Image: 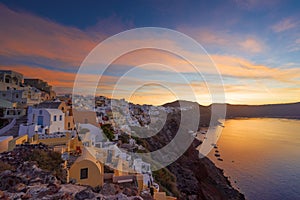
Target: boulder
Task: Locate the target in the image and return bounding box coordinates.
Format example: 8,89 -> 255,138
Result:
75,188 -> 95,200
100,183 -> 119,195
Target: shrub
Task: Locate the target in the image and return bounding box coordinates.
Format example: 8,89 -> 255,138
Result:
26,149 -> 64,178
153,168 -> 179,197
101,124 -> 115,141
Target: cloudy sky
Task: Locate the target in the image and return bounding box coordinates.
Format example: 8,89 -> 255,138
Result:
0,0 -> 299,105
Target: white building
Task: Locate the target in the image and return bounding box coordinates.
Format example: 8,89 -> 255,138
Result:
19,108 -> 65,137
0,85 -> 43,107
133,158 -> 151,174
78,123 -> 105,148
133,158 -> 153,186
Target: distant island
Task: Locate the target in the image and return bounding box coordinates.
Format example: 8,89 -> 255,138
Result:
163,101 -> 300,121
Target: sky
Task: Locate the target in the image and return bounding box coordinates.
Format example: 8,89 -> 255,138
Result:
0,0 -> 300,105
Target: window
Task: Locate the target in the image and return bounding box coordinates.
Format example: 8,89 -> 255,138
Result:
80,168 -> 88,179
54,115 -> 57,121
39,110 -> 42,115
15,94 -> 19,98
68,122 -> 70,128
59,115 -> 62,121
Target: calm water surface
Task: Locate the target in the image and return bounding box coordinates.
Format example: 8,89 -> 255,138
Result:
207,118 -> 300,200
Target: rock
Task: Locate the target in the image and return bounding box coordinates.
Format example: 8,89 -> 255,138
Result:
0,175 -> 24,191
140,191 -> 153,200
11,183 -> 27,193
0,170 -> 12,176
129,196 -> 144,200
55,192 -> 74,200
187,195 -> 198,200
21,193 -> 32,199
27,185 -> 49,198
44,175 -> 58,184
0,190 -> 5,198
29,177 -> 43,185
100,183 -> 118,195
108,193 -> 129,200
47,183 -> 61,193
75,188 -> 95,200
123,187 -> 137,196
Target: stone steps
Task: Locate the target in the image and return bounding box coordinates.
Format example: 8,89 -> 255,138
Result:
1,115 -> 27,137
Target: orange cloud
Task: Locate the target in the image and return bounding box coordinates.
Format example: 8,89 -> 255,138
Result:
108,48 -> 300,84
0,4 -> 103,68
239,38 -> 264,53
0,4 -> 299,105
0,65 -> 119,94
176,26 -> 266,54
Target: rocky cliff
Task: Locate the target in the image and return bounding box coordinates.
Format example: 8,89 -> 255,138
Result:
143,112 -> 245,200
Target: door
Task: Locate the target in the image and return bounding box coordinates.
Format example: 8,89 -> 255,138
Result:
37,116 -> 43,125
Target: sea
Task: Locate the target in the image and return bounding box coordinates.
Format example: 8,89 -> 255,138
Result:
207,118 -> 300,200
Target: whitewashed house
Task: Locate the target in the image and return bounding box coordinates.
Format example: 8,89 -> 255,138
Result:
78,123 -> 105,148
133,158 -> 153,186
133,158 -> 151,174
19,108 -> 65,137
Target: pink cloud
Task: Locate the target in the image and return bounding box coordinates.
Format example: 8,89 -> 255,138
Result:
271,18 -> 297,33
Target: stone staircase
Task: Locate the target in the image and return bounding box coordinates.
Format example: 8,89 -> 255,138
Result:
1,115 -> 27,137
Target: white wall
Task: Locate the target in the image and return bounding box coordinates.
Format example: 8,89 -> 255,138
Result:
47,109 -> 65,133
26,108 -> 65,134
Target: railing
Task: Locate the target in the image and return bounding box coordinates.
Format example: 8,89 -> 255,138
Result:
0,118 -> 16,135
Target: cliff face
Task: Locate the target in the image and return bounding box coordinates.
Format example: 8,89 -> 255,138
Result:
167,141 -> 245,200
144,112 -> 245,200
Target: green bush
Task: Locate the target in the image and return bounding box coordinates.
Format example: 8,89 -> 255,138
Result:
119,134 -> 130,143
101,124 -> 115,141
153,168 -> 179,197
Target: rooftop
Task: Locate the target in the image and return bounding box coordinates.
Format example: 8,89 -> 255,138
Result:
0,136 -> 13,142
35,101 -> 62,109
